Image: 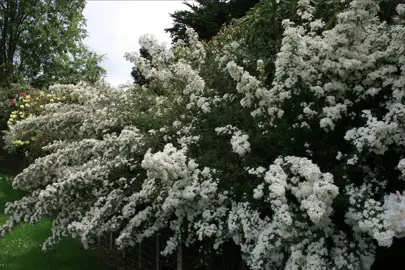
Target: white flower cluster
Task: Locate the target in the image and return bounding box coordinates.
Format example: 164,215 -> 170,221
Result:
216,41 -> 241,69
345,184 -> 395,247
397,158 -> 405,179
116,143 -> 228,255
173,27 -> 206,69
253,156 -> 339,225
241,157 -> 377,270
124,34 -> 174,86
1,126 -> 145,250
344,110 -> 400,155
3,81 -> 124,153
215,125 -> 251,157
230,131 -> 251,157
226,61 -> 272,117
225,0 -> 405,141
397,4 -> 405,17
172,62 -> 211,113
384,191 -> 405,238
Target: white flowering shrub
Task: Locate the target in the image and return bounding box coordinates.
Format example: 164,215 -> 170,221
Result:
383,191 -> 405,238
2,81 -> 126,153
2,1 -> 405,269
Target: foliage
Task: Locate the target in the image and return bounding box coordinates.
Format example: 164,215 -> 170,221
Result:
0,0 -> 106,88
1,1 -> 405,270
28,46 -> 107,89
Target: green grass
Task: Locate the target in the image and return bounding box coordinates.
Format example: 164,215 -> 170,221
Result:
0,174 -> 106,270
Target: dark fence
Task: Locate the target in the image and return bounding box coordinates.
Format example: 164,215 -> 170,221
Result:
93,233 -> 246,270
93,233 -> 180,270
0,139 -> 30,176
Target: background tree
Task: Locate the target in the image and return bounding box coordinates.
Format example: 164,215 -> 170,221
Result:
165,0 -> 260,42
28,45 -> 106,88
134,0 -> 260,88
0,0 -> 105,88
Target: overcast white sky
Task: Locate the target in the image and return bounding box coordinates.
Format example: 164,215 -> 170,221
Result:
83,1 -> 192,87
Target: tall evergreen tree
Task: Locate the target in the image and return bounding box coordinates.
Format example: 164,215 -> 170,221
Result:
165,0 -> 260,42
132,0 -> 260,87
130,46 -> 151,86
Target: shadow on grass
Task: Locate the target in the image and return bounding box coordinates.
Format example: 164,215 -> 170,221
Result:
0,174 -> 107,270
0,174 -> 25,213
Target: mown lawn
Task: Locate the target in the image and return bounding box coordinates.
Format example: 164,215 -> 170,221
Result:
0,174 -> 106,270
